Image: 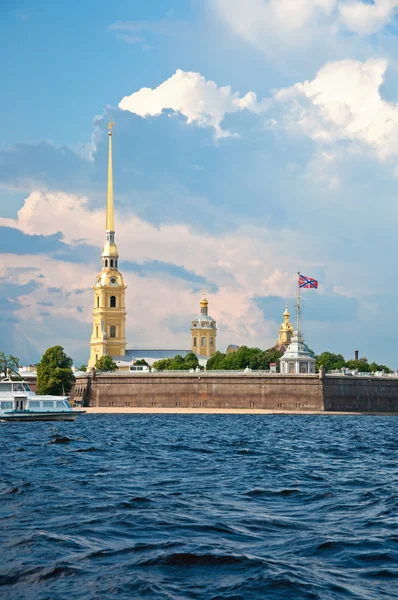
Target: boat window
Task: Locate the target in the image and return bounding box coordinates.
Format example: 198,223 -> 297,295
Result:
56,401 -> 65,408
63,400 -> 71,409
13,383 -> 24,392
0,383 -> 12,391
29,401 -> 41,408
23,384 -> 31,392
43,401 -> 54,409
1,401 -> 13,409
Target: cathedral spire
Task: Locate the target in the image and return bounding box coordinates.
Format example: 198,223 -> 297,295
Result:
89,117 -> 127,368
106,119 -> 115,233
102,119 -> 118,268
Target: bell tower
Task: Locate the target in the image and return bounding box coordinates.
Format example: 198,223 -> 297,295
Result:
88,121 -> 127,368
191,295 -> 217,357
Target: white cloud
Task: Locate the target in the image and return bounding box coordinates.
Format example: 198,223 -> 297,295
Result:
274,58 -> 398,159
119,69 -> 269,138
339,0 -> 398,34
211,0 -> 398,63
1,190 -> 319,361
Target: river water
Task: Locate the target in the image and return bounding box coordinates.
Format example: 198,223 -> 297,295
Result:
1,414 -> 397,599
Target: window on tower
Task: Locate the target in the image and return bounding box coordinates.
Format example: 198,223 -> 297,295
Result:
201,337 -> 206,347
210,337 -> 213,347
110,326 -> 116,338
193,337 -> 197,347
96,325 -> 99,338
97,297 -> 99,308
110,259 -> 114,267
105,259 -> 108,267
110,296 -> 116,308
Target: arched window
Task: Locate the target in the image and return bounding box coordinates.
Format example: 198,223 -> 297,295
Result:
105,259 -> 108,267
97,296 -> 99,308
193,337 -> 197,347
95,354 -> 98,363
110,325 -> 116,338
110,259 -> 114,267
201,337 -> 206,347
110,296 -> 116,307
115,260 -> 118,268
210,337 -> 213,347
96,325 -> 99,338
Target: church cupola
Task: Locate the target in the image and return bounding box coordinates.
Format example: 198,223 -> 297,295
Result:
275,304 -> 294,352
88,120 -> 127,368
191,294 -> 217,357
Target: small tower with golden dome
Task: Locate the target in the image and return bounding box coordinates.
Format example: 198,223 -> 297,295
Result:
276,304 -> 294,352
191,295 -> 217,357
88,121 -> 127,368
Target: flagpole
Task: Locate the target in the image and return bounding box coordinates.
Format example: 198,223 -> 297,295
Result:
296,270 -> 301,332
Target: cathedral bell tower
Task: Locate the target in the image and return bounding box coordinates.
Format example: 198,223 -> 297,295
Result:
88,121 -> 127,368
191,295 -> 217,357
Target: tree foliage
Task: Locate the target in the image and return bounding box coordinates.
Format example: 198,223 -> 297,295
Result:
206,346 -> 283,370
316,353 -> 392,373
37,345 -> 74,395
95,355 -> 118,372
78,364 -> 87,373
0,352 -> 20,378
134,359 -> 149,367
315,352 -> 346,373
153,352 -> 201,371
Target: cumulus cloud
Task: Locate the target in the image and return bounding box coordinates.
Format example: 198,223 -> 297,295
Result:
0,190 -> 320,363
274,58 -> 398,159
211,0 -> 398,67
339,0 -> 398,34
119,69 -> 269,138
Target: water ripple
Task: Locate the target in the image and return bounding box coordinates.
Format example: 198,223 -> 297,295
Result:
0,414 -> 397,599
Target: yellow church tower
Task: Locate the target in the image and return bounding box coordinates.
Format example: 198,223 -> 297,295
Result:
191,295 -> 217,357
275,304 -> 294,352
88,121 -> 127,368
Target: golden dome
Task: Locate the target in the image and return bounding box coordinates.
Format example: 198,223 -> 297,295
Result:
283,305 -> 290,318
200,294 -> 208,307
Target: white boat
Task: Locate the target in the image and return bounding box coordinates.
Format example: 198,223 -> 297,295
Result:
0,378 -> 85,422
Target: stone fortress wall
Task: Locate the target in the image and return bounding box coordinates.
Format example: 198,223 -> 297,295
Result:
71,372 -> 398,413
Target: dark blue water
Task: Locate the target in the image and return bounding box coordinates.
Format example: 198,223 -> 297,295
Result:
1,415 -> 398,599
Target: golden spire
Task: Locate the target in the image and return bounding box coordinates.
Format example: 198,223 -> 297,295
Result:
284,304 -> 290,319
106,119 -> 115,232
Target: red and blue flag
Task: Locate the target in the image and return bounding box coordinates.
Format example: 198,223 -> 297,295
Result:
299,274 -> 318,289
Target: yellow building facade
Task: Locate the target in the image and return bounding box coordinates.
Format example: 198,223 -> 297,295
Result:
191,295 -> 217,357
88,121 -> 127,368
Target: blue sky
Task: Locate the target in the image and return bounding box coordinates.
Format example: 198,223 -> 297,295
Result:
2,0 -> 398,366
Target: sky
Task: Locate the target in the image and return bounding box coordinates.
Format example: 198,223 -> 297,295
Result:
2,0 -> 398,366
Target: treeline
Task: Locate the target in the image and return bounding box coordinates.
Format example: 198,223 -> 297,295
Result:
206,346 -> 283,370
316,352 -> 392,373
152,353 -> 201,371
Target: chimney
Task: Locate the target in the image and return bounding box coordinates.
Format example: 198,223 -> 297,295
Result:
354,349 -> 359,361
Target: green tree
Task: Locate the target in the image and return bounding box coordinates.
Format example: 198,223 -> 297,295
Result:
95,355 -> 118,372
37,346 -> 74,395
134,359 -> 149,367
78,364 -> 87,373
316,352 -> 346,372
206,346 -> 283,371
153,353 -> 201,371
369,362 -> 392,374
346,358 -> 372,373
206,351 -> 227,370
152,358 -> 173,371
0,352 -> 20,378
